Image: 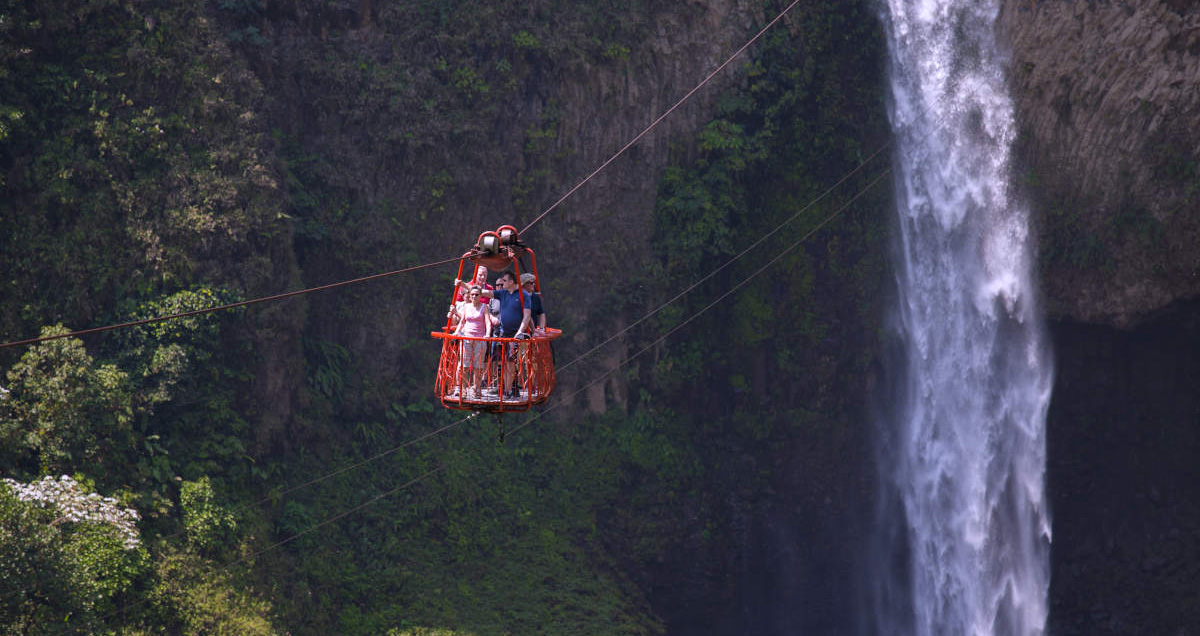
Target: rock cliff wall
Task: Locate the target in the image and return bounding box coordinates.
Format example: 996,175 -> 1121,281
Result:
1001,0 -> 1200,326
245,0 -> 762,423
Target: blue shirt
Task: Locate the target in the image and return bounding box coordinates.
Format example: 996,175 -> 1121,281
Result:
492,288 -> 532,334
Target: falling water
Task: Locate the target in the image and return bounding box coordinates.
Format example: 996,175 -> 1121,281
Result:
871,1 -> 1054,635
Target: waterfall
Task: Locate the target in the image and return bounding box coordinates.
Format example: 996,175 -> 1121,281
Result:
871,1 -> 1055,635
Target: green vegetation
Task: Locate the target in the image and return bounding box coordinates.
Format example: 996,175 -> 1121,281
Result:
1,327 -> 135,483
1,477 -> 148,634
627,0 -> 891,601
650,5 -> 889,404
1,475 -> 277,635
0,0 -> 283,345
180,477 -> 238,554
1,0 -> 890,633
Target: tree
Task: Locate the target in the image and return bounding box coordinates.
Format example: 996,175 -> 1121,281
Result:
0,326 -> 134,483
0,476 -> 147,635
180,476 -> 238,556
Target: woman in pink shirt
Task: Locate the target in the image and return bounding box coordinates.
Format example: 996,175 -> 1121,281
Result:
451,285 -> 496,397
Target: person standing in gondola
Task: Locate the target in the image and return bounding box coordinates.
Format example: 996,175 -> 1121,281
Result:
519,272 -> 546,335
481,271 -> 532,399
518,272 -> 548,393
450,285 -> 495,398
448,267 -> 493,328
455,266 -> 493,302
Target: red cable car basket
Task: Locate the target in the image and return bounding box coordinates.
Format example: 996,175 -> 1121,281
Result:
431,330 -> 561,412
431,226 -> 561,413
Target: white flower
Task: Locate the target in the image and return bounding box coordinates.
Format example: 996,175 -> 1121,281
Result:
3,476 -> 141,549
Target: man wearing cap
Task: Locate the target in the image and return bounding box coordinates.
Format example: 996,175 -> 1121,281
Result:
519,272 -> 546,335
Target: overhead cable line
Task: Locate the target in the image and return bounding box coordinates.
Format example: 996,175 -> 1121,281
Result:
211,166 -> 896,611
518,0 -> 803,236
229,412 -> 479,517
55,163 -> 893,636
508,166 -> 893,440
174,138 -> 896,546
12,0 -> 856,570
553,80 -> 964,376
235,465 -> 447,564
3,0 -> 803,352
557,139 -> 894,376
29,0 -> 934,627
0,256 -> 463,350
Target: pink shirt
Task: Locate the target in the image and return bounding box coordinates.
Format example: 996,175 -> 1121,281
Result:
455,302 -> 490,337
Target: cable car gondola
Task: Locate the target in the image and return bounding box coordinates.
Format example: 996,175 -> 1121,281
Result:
431,225 -> 561,413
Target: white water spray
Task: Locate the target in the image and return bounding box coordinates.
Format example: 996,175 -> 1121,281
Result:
874,1 -> 1054,634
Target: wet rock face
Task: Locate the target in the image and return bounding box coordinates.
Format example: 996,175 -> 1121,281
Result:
1000,0 -> 1200,326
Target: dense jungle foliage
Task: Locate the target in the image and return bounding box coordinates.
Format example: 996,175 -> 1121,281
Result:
1,0 -> 889,633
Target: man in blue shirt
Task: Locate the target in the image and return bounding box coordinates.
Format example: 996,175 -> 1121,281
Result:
482,271 -> 532,399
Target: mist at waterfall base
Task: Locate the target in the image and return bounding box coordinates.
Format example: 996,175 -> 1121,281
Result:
865,1 -> 1055,635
